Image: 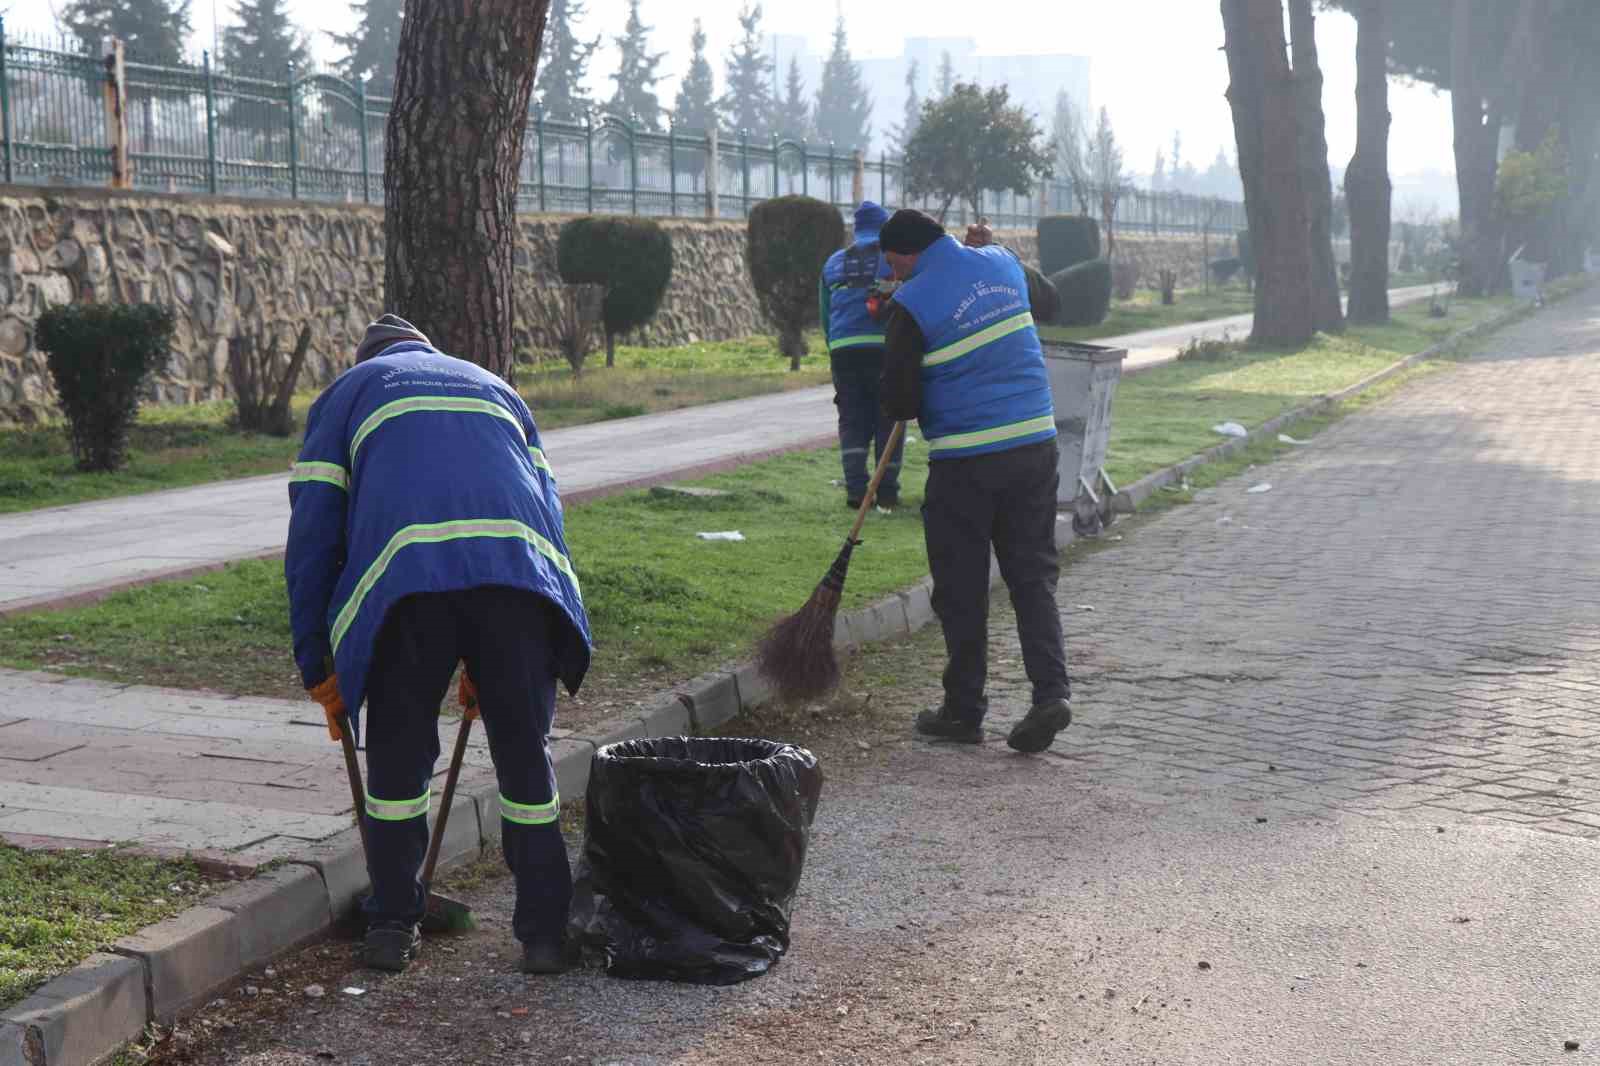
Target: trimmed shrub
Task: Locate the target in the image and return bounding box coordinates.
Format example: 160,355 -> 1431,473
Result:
1037,214 -> 1102,276
1049,259 -> 1113,327
1237,230 -> 1254,280
747,195 -> 846,370
36,302 -> 175,472
1210,257 -> 1244,286
556,216 -> 674,367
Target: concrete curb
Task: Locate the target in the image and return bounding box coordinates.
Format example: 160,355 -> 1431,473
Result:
7,287 -> 1583,1066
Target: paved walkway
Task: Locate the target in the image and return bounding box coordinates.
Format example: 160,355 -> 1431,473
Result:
155,287 -> 1600,1065
0,286 -> 1439,616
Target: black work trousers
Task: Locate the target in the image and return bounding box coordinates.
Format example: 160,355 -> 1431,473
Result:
922,439 -> 1070,723
362,586 -> 570,947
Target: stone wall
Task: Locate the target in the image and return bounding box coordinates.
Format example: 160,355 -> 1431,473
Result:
0,187 -> 1243,423
0,188 -> 765,423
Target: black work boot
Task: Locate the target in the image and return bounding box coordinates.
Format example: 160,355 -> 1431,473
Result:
520,938 -> 577,976
913,706 -> 984,744
1006,698 -> 1072,754
363,921 -> 421,973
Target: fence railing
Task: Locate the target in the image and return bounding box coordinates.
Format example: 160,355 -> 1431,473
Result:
0,25 -> 1249,237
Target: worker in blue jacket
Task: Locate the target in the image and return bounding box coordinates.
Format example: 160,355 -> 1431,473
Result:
877,210 -> 1071,753
819,201 -> 902,509
287,315 -> 591,975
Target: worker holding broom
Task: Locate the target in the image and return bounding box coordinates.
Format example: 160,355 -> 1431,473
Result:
287,315 -> 591,975
877,209 -> 1072,751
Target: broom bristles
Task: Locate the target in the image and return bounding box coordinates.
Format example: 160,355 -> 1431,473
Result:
755,540 -> 856,704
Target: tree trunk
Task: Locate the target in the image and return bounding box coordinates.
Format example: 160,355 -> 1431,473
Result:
1288,0 -> 1343,333
1450,0 -> 1505,298
605,329 -> 616,368
383,0 -> 550,380
1222,0 -> 1315,348
1345,0 -> 1392,324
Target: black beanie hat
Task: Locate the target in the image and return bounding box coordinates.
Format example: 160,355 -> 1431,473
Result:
878,209 -> 946,255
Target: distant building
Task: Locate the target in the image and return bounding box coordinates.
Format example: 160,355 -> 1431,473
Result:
768,34 -> 1091,156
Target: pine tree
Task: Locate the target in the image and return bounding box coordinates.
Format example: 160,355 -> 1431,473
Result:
331,0 -> 404,94
890,58 -> 920,154
775,57 -> 812,142
221,0 -> 309,74
607,0 -> 665,131
813,15 -> 871,151
936,50 -> 955,99
536,0 -> 600,123
61,0 -> 190,64
718,2 -> 774,139
219,0 -> 310,141
671,19 -> 716,133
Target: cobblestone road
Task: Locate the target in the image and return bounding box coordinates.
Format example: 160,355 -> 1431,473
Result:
983,290 -> 1600,837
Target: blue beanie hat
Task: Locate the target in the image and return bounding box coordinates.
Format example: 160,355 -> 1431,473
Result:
854,200 -> 889,233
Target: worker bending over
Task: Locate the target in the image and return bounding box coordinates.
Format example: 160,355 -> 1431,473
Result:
877,210 -> 1071,752
287,315 -> 591,974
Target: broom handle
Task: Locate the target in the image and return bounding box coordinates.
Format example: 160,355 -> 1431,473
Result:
846,420 -> 907,544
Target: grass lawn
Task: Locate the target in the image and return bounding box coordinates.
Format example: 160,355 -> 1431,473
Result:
0,843 -> 212,1009
0,294 -> 1521,706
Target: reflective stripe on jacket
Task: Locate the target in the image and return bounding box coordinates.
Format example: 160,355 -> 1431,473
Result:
890,236 -> 1056,459
286,342 -> 592,725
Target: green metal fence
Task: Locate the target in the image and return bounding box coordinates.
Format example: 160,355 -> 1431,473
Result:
0,23 -> 1249,237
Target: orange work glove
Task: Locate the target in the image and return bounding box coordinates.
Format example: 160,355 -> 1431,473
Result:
308,675 -> 346,741
457,668 -> 480,722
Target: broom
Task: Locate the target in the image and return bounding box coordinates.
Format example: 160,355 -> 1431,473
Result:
756,420 -> 907,704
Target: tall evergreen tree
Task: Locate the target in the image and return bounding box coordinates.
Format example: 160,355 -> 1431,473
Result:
61,0 -> 189,64
221,0 -> 309,74
813,15 -> 872,150
607,0 -> 665,131
719,3 -> 774,139
936,50 -> 955,99
536,0 -> 600,123
671,19 -> 716,133
890,58 -> 920,154
775,57 -> 812,142
331,0 -> 403,94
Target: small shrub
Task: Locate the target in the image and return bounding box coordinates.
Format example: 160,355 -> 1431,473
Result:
1049,259 -> 1113,327
36,302 -> 175,472
554,283 -> 605,376
1176,329 -> 1240,362
228,322 -> 311,436
1037,214 -> 1101,276
1111,258 -> 1140,301
1236,230 -> 1254,280
556,217 -> 674,367
1158,268 -> 1178,306
747,195 -> 846,370
1210,257 -> 1243,286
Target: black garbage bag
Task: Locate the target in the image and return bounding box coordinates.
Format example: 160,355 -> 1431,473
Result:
568,736 -> 824,984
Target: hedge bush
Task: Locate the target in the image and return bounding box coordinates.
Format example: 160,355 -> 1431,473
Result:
36,302 -> 175,472
1037,215 -> 1102,276
747,195 -> 846,369
1049,259 -> 1113,327
556,216 -> 675,366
